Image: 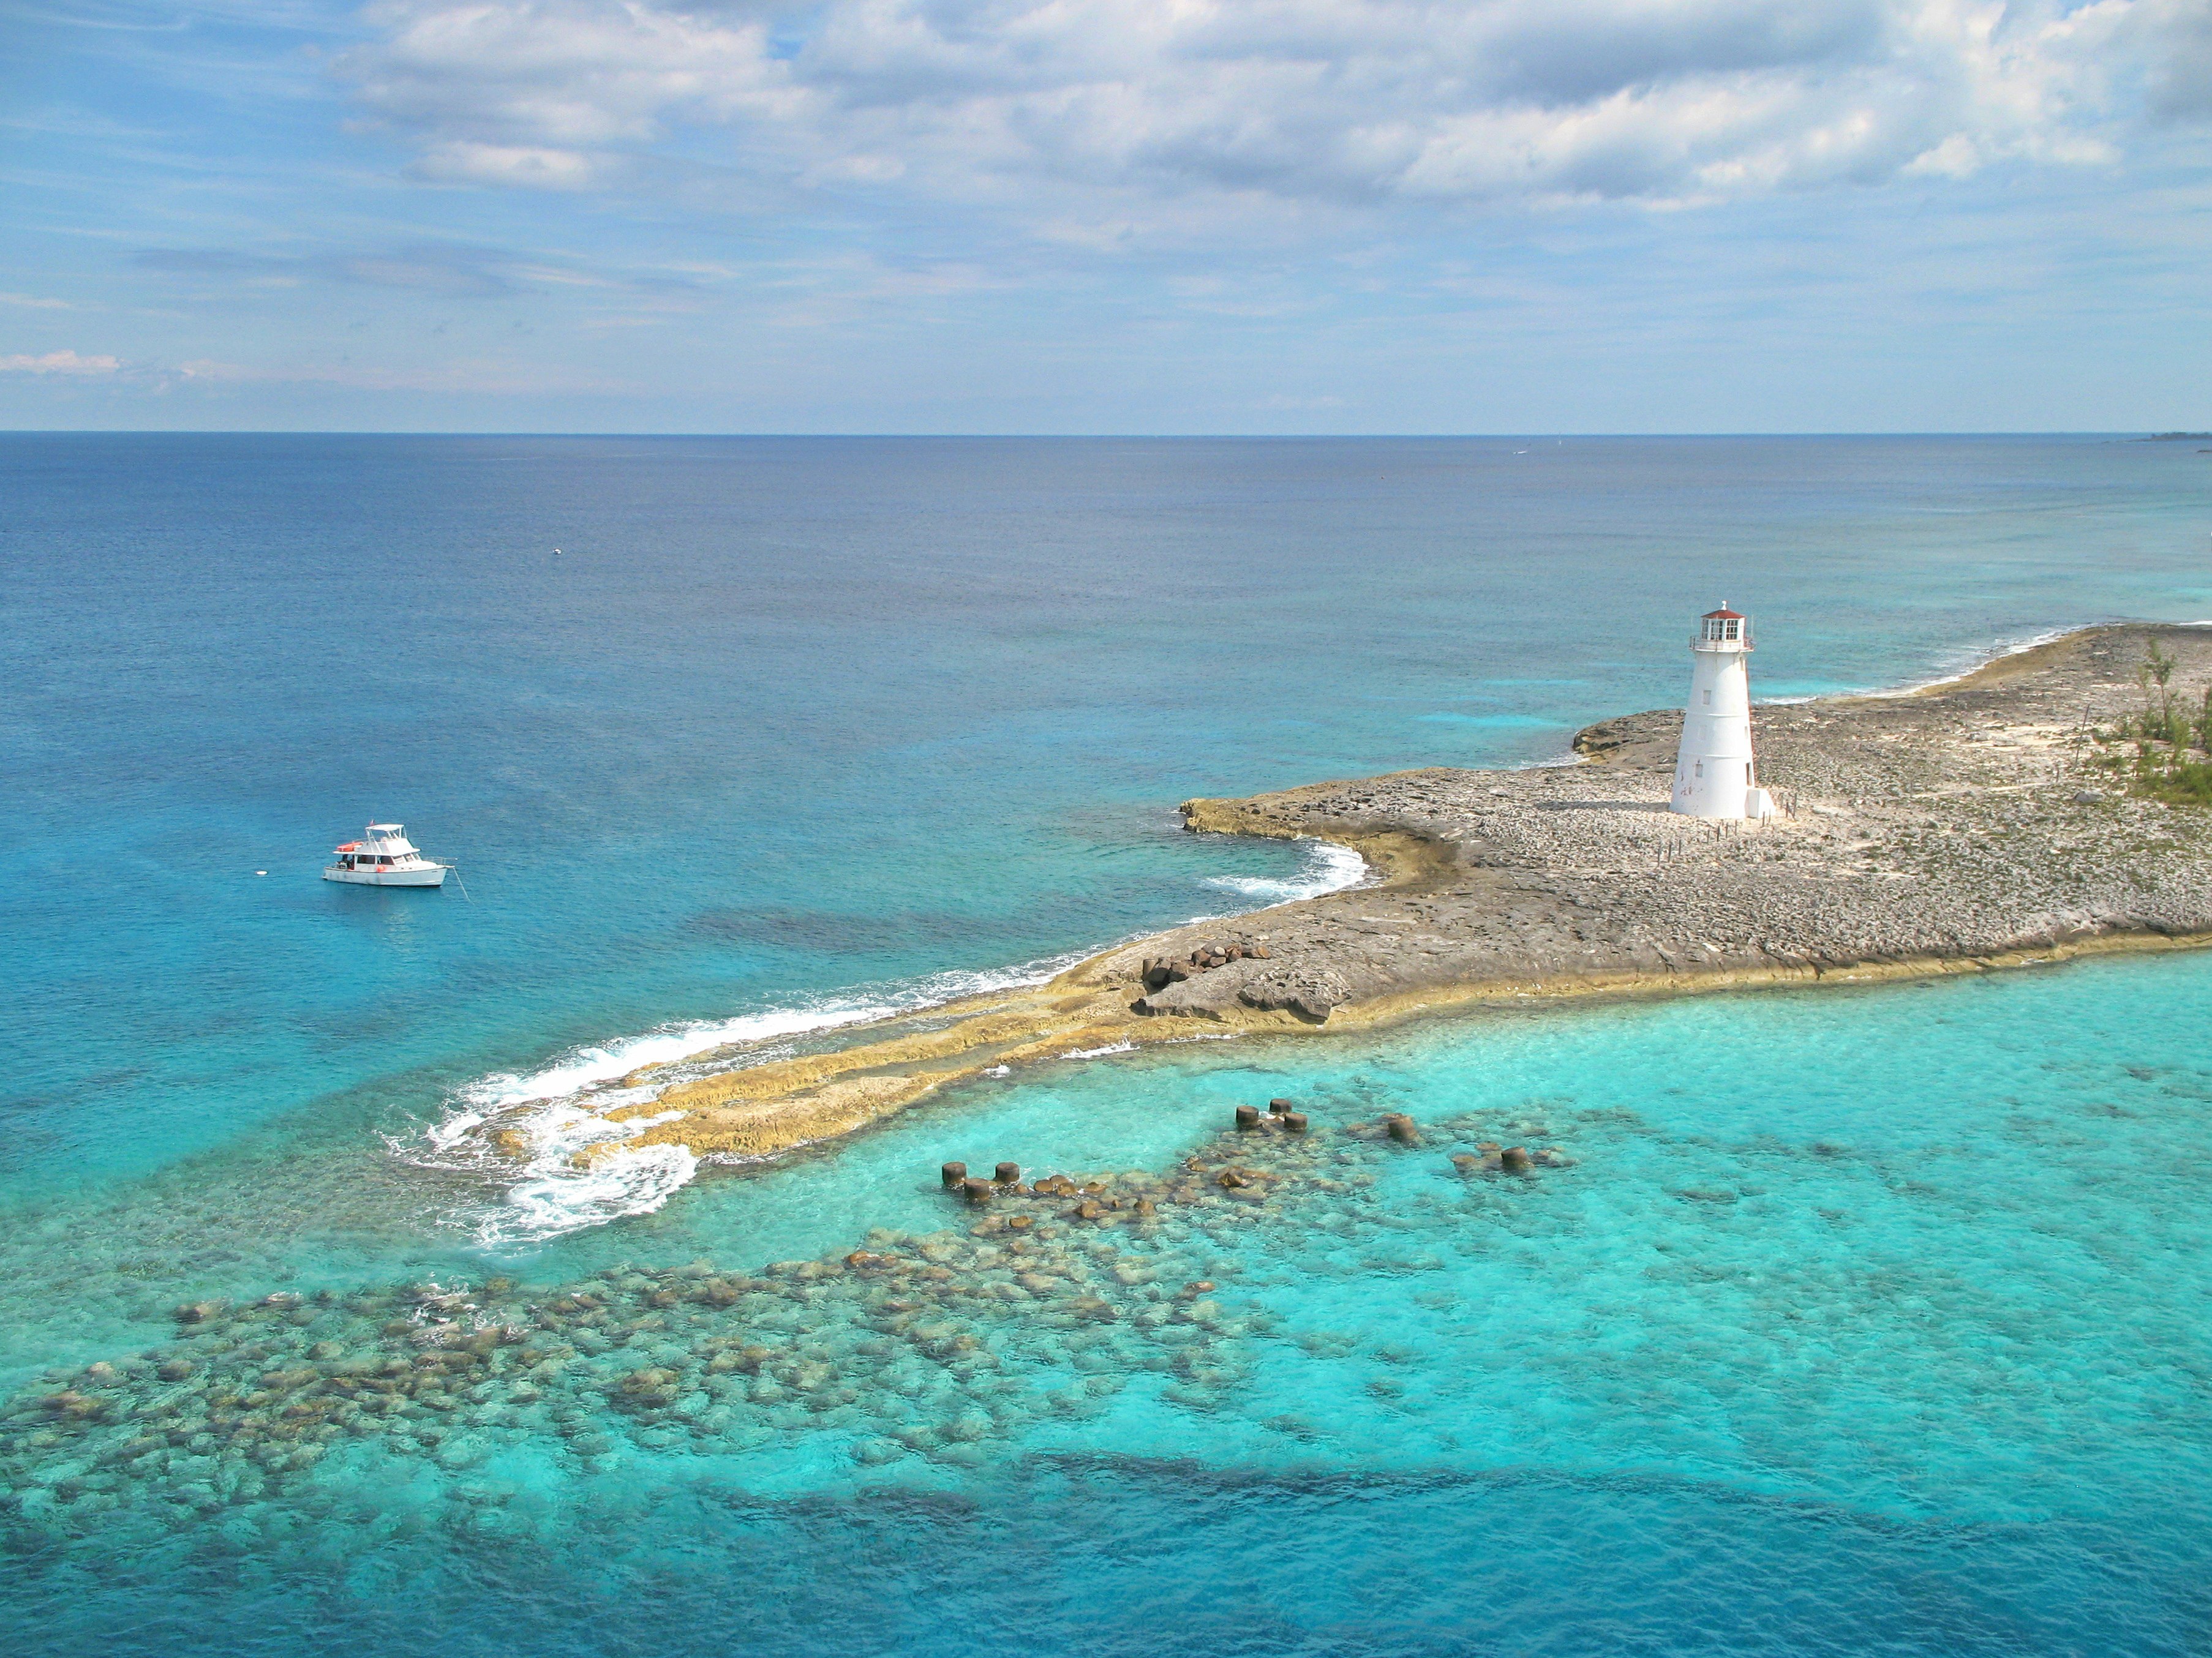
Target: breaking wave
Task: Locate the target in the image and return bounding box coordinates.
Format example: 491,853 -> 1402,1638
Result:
1202,839 -> 1369,906
397,839 -> 1371,1247
392,953 -> 1085,1248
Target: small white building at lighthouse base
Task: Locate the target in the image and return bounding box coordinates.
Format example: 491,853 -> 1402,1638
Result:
1672,605 -> 1777,822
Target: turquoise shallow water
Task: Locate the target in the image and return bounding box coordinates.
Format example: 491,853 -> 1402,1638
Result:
6,435 -> 2212,1651
6,955 -> 2212,1654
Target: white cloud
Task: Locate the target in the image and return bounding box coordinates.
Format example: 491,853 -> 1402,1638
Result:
411,140 -> 614,189
0,349 -> 121,374
347,0 -> 806,160
335,0 -> 2190,225
0,293 -> 73,310
176,359 -> 263,381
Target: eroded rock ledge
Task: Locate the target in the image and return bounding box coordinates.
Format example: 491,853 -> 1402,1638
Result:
582,623 -> 2212,1160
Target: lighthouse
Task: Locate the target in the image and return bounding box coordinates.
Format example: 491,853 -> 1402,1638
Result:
1671,605 -> 1776,820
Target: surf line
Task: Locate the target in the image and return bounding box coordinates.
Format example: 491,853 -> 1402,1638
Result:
409,838 -> 1369,1240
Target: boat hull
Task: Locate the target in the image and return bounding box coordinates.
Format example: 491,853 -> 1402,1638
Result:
323,865 -> 449,888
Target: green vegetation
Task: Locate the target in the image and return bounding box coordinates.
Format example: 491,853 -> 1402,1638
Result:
2093,643 -> 2212,801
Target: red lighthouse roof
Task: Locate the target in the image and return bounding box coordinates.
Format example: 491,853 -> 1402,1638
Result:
1702,604 -> 1745,620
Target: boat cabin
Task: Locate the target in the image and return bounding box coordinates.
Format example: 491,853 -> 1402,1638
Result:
332,823 -> 425,870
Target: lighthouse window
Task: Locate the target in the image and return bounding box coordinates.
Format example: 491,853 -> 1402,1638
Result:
1702,690 -> 1712,706
1695,760 -> 1704,778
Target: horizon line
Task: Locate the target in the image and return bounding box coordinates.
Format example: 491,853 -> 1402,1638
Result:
0,429 -> 2195,441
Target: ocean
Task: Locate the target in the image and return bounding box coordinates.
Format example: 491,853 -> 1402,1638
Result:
4,433 -> 2210,1654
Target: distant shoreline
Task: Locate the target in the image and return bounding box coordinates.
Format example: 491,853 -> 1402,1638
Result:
464,621 -> 2212,1171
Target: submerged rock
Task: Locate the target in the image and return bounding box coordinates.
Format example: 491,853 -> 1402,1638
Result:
0,1100 -> 1559,1541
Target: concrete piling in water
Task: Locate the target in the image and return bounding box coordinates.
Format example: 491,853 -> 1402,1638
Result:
961,1178 -> 993,1206
940,1161 -> 968,1188
1268,1098 -> 1295,1114
1383,1114 -> 1421,1146
1235,1105 -> 1261,1130
1284,1112 -> 1308,1133
994,1162 -> 1021,1185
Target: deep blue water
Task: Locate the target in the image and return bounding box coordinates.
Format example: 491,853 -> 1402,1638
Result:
5,433 -> 2212,1654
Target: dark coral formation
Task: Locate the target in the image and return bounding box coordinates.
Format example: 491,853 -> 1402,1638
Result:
0,1106 -> 1571,1550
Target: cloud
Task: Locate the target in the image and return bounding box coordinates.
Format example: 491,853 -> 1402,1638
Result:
410,140 -> 612,189
176,356 -> 625,394
0,350 -> 121,375
0,293 -> 72,310
136,242 -> 527,296
336,0 -> 2172,221
2137,0 -> 2212,121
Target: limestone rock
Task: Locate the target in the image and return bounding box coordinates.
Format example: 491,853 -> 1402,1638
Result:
1238,965 -> 1352,1023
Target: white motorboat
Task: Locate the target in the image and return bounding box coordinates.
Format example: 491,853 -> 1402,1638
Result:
323,823 -> 451,888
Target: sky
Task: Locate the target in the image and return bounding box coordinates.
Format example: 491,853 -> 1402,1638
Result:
2,0 -> 2209,432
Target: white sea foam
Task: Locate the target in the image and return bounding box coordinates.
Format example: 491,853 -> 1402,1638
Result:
397,950 -> 1090,1247
1202,838 -> 1369,906
498,1142 -> 701,1244
403,839 -> 1369,1245
452,1005 -> 889,1117
1062,1040 -> 1135,1059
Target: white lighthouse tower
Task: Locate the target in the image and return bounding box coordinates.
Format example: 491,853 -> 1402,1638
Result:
1671,604 -> 1775,821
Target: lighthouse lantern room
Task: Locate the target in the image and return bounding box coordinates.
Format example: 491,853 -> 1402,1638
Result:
1671,605 -> 1777,821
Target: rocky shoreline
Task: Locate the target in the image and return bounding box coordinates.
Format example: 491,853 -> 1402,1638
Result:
559,622 -> 2212,1162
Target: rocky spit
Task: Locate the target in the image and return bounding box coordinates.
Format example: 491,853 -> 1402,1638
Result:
1148,620 -> 2212,1021
568,621 -> 2212,1163
0,1100 -> 1571,1547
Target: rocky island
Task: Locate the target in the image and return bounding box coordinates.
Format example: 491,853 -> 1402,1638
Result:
552,623 -> 2212,1164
